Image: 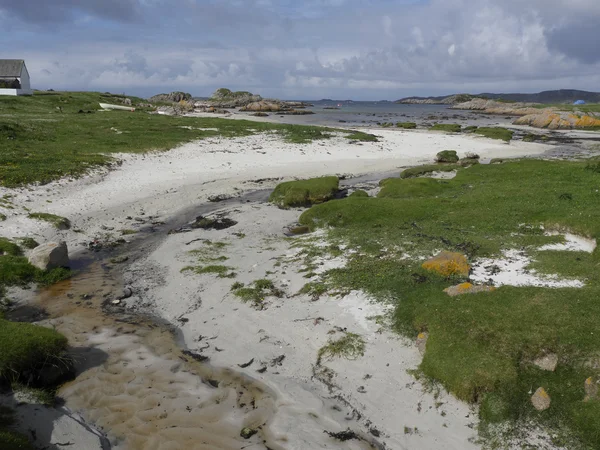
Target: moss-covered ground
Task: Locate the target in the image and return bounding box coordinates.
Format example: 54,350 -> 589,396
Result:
269,176 -> 339,208
296,158 -> 600,447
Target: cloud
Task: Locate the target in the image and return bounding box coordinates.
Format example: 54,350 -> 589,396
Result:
2,0 -> 600,99
0,0 -> 142,23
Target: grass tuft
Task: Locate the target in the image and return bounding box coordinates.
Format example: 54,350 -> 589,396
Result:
397,122 -> 417,129
232,279 -> 284,308
400,164 -> 460,179
27,213 -> 70,230
317,332 -> 366,364
473,127 -> 514,142
269,176 -> 339,208
346,131 -> 378,142
430,124 -> 462,133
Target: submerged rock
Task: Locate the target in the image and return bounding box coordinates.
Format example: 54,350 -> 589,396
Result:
531,387 -> 551,411
240,427 -> 258,439
422,252 -> 470,277
444,282 -> 496,297
28,241 -> 70,271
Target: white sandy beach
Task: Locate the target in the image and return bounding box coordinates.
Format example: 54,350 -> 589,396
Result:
0,128 -> 554,449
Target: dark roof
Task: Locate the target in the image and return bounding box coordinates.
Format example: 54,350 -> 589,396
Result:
0,60 -> 25,77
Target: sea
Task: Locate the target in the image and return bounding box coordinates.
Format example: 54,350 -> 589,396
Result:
254,100 -> 511,129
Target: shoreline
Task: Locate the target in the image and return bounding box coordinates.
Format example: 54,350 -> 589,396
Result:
0,128 -> 560,448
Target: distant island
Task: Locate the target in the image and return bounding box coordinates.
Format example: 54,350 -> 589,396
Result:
397,89 -> 600,105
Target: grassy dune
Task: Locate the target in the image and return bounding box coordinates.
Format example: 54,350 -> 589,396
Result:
297,159 -> 600,447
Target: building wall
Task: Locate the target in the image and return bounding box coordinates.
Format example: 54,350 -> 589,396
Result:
0,88 -> 19,96
20,67 -> 31,91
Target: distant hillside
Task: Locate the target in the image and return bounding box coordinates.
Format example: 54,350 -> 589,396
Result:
397,89 -> 600,105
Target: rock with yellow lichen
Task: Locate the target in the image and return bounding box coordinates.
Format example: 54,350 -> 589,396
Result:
444,282 -> 496,297
531,387 -> 551,411
416,332 -> 429,356
422,251 -> 470,278
514,111 -> 600,130
584,377 -> 598,402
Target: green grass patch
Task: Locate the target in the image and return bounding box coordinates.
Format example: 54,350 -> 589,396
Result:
27,213 -> 70,230
379,178 -> 451,199
463,125 -> 478,133
397,122 -> 417,129
297,158 -> 600,446
232,279 -> 284,308
435,150 -> 459,163
473,127 -> 514,142
400,164 -> 460,179
16,238 -> 39,250
430,124 -> 462,133
269,176 -> 339,208
181,265 -> 236,278
0,319 -> 68,382
0,429 -> 34,450
346,131 -> 378,142
120,229 -> 137,235
317,332 -> 366,364
298,281 -> 329,300
349,190 -> 369,198
0,239 -> 22,257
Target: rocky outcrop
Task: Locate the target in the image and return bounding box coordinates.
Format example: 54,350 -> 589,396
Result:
398,94 -> 476,105
209,88 -> 262,108
514,111 -> 600,130
240,101 -> 283,112
28,241 -> 70,271
149,92 -> 192,103
451,98 -> 541,116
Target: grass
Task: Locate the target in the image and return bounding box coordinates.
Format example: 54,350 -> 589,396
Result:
269,176 -> 339,208
473,127 -> 514,142
379,178 -> 451,199
0,91 -> 364,187
232,279 -> 284,308
16,238 -> 39,250
397,122 -> 417,129
430,123 -> 462,133
400,164 -> 459,179
346,131 -> 378,142
317,332 -> 366,364
349,190 -> 369,198
297,158 -> 600,447
27,213 -> 70,230
181,264 -> 236,278
0,319 -> 68,382
435,150 -> 459,163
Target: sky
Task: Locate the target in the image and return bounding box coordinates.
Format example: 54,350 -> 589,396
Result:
1,0 -> 600,100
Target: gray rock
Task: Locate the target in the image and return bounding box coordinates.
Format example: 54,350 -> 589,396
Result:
28,241 -> 70,271
416,332 -> 429,356
531,387 -> 551,411
533,353 -> 558,372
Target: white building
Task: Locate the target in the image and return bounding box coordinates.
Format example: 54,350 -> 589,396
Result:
0,60 -> 32,96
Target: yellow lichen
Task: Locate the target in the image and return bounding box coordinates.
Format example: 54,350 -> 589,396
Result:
422,251 -> 470,277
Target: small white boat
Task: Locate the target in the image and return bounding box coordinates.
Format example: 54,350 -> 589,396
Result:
99,103 -> 135,112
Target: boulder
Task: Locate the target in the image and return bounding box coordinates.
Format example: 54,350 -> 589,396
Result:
28,241 -> 70,271
531,387 -> 551,411
416,332 -> 429,356
532,353 -> 558,372
444,282 -> 496,297
149,91 -> 192,103
422,251 -> 470,277
584,377 -> 599,402
240,101 -> 283,112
